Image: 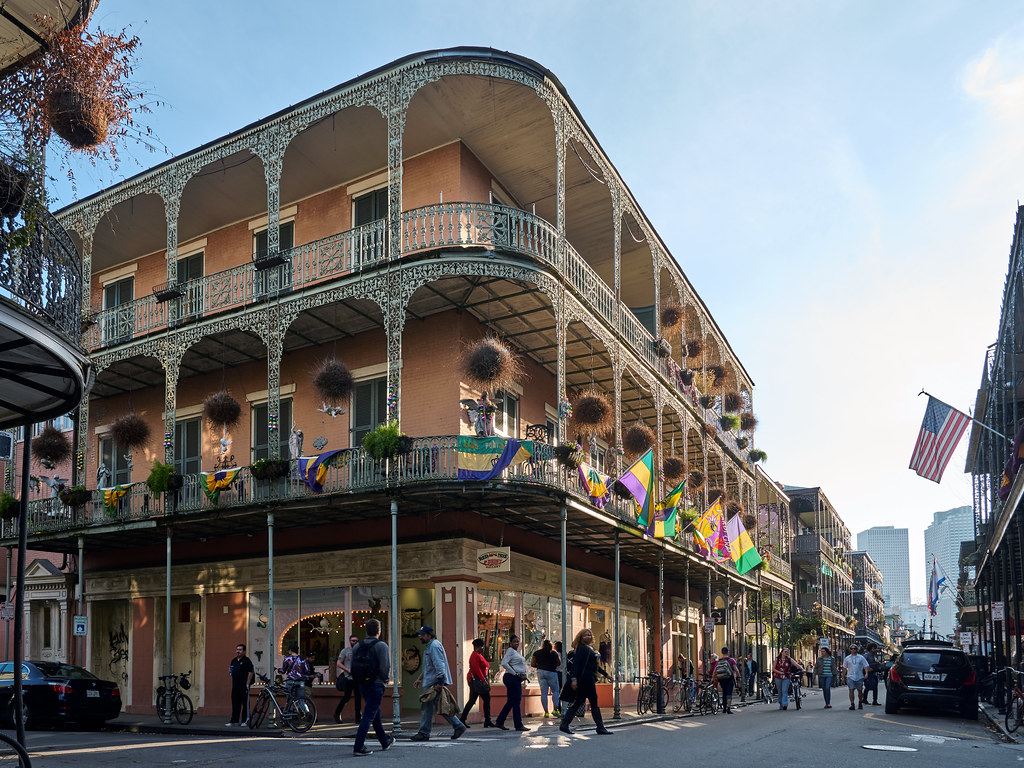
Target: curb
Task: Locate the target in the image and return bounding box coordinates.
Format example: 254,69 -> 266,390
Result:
978,700 -> 1020,744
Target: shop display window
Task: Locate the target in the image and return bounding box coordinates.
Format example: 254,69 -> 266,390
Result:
521,593 -> 563,682
477,589 -> 516,682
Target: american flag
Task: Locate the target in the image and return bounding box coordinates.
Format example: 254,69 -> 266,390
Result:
909,396 -> 971,483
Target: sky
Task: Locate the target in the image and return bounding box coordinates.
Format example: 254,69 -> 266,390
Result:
49,1 -> 1024,604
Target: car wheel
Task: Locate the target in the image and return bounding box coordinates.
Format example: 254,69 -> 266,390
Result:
884,699 -> 898,715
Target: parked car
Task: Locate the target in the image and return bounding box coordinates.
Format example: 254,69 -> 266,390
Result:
0,661 -> 121,728
886,640 -> 977,719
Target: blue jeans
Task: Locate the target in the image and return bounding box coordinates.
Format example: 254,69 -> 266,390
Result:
417,688 -> 464,736
537,669 -> 560,712
496,673 -> 524,728
777,677 -> 791,708
820,676 -> 832,706
354,683 -> 389,752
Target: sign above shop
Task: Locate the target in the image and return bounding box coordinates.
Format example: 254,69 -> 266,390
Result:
477,546 -> 511,573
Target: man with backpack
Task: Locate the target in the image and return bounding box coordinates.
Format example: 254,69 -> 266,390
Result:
352,618 -> 395,756
710,646 -> 740,714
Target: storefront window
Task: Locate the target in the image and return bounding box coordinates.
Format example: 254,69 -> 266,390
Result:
588,605 -> 615,679
622,610 -> 640,682
477,589 -> 516,683
522,593 -> 563,682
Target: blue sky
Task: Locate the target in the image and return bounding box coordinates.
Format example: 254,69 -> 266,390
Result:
53,1 -> 1024,602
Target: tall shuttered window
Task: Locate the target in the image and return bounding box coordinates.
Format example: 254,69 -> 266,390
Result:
350,378 -> 387,448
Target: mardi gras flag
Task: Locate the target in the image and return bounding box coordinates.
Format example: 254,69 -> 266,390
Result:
578,462 -> 611,509
725,514 -> 763,575
201,468 -> 241,504
102,483 -> 133,514
693,499 -> 730,562
618,449 -> 654,527
646,481 -> 686,538
298,450 -> 346,493
457,437 -> 534,481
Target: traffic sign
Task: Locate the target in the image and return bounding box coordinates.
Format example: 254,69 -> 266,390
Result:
73,615 -> 87,636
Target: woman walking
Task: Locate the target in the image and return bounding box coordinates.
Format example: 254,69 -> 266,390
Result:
531,639 -> 562,717
710,647 -> 740,714
460,638 -> 495,727
494,635 -> 530,731
772,648 -> 802,711
813,647 -> 835,709
559,628 -> 612,735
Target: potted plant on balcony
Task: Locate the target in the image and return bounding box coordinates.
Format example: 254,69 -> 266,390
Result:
735,436 -> 749,450
59,486 -> 90,508
740,412 -> 758,432
314,358 -> 354,407
723,391 -> 742,413
572,391 -> 613,437
718,414 -> 740,432
698,395 -> 715,409
685,339 -> 702,359
361,421 -> 413,462
146,460 -> 183,494
678,368 -> 694,387
660,302 -> 683,333
250,458 -> 291,481
654,337 -> 672,359
748,449 -> 768,464
687,469 -> 704,490
0,493 -> 19,521
32,424 -> 72,469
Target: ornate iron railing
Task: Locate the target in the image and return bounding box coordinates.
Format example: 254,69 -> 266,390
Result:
0,207 -> 83,342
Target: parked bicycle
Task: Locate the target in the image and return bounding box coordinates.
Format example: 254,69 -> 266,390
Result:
1001,667 -> 1024,733
156,670 -> 194,725
757,672 -> 776,704
673,676 -> 697,713
636,672 -> 668,715
0,732 -> 30,767
695,675 -> 720,715
248,672 -> 317,733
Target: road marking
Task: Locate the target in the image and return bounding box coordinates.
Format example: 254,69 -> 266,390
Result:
863,745 -> 918,752
862,712 -> 983,740
24,737 -> 275,757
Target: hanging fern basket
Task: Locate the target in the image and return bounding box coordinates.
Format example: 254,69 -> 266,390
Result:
740,412 -> 758,432
663,457 -> 686,483
687,470 -> 705,490
32,425 -> 72,466
572,391 -> 613,436
726,500 -> 742,516
45,88 -> 110,149
554,442 -> 586,470
314,358 -> 354,404
685,339 -> 703,359
660,302 -> 683,332
462,337 -> 524,393
204,390 -> 242,430
111,412 -> 150,450
707,487 -> 725,504
622,423 -> 655,457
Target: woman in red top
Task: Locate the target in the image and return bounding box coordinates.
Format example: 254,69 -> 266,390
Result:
772,648 -> 803,711
460,638 -> 495,727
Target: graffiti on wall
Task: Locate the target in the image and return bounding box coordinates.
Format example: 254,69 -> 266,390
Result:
109,623 -> 129,685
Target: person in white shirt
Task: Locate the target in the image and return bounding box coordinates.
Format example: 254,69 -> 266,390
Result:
842,645 -> 870,711
494,635 -> 531,731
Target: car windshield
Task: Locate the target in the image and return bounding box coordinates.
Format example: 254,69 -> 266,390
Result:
901,651 -> 966,670
33,663 -> 98,680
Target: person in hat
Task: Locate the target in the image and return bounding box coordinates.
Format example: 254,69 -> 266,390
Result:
412,625 -> 466,741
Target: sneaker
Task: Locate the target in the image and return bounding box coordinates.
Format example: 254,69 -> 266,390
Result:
543,711 -> 550,718
849,705 -> 855,710
451,725 -> 467,740
354,747 -> 373,756
224,722 -> 235,727
381,736 -> 395,752
410,733 -> 429,741
552,708 -> 561,716
240,721 -> 248,727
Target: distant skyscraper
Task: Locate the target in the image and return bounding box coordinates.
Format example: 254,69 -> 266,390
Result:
924,506 -> 973,638
857,526 -> 911,615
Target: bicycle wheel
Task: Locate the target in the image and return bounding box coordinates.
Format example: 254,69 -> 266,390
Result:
248,692 -> 271,729
173,692 -> 194,725
1006,695 -> 1024,733
793,685 -> 801,710
0,732 -> 30,767
710,689 -> 720,714
286,696 -> 317,733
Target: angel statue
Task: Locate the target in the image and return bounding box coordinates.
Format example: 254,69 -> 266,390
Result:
220,427 -> 232,456
460,393 -> 497,437
289,425 -> 303,460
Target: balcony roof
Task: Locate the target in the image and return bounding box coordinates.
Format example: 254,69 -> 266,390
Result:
0,0 -> 93,78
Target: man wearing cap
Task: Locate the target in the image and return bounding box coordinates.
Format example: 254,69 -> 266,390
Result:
412,625 -> 466,741
842,644 -> 869,711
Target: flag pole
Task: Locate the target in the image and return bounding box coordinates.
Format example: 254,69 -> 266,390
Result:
918,390 -> 1010,442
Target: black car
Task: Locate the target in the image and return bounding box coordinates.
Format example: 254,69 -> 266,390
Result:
0,661 -> 121,728
885,640 -> 977,719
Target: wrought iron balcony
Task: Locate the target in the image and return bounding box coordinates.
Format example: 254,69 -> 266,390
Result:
791,533 -> 834,562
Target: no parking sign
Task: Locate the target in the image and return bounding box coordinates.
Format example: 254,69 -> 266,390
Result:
73,615 -> 87,636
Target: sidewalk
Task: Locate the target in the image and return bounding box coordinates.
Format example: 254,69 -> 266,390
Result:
979,698 -> 1021,744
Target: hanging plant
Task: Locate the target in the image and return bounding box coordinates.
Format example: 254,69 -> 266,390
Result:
740,412 -> 758,432
698,394 -> 716,409
462,337 -> 525,393
723,391 -> 743,413
748,449 -> 768,464
146,460 -> 183,494
313,358 -> 354,404
662,457 -> 686,483
707,365 -> 727,387
0,160 -> 29,219
701,423 -> 716,438
654,338 -> 672,359
726,500 -> 742,517
59,486 -> 90,507
32,425 -> 72,467
718,414 -> 740,432
250,458 -> 291,481
660,302 -> 683,331
735,436 -> 749,450
742,513 -> 757,531
0,493 -> 19,521
707,487 -> 725,504
573,391 -> 613,436
361,420 -> 413,461
679,369 -> 694,387
111,412 -> 150,450
687,470 -> 704,490
204,390 -> 241,430
622,423 -> 655,457
554,442 -> 586,470
685,339 -> 703,359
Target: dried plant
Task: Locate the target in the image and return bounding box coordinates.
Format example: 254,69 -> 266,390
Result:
32,425 -> 71,466
743,513 -> 757,530
663,457 -> 686,483
707,364 -> 727,387
622,423 -> 655,457
726,500 -> 742,516
740,412 -> 758,432
462,337 -> 525,393
204,391 -> 241,430
707,487 -> 725,504
685,339 -> 703,359
723,391 -> 743,413
687,470 -> 705,490
660,302 -> 683,331
111,412 -> 149,450
314,358 -> 354,404
735,436 -> 749,450
573,391 -> 613,436
679,369 -> 694,387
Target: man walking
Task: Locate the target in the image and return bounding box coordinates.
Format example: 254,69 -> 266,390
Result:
744,652 -> 758,697
334,634 -> 362,723
862,643 -> 882,706
226,643 -> 254,727
412,625 -> 466,741
842,644 -> 869,711
352,618 -> 395,756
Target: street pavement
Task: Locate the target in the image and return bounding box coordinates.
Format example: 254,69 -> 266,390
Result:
6,686 -> 1022,766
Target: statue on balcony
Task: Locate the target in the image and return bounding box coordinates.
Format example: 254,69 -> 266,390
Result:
289,426 -> 303,460
97,462 -> 111,488
219,428 -> 232,456
461,393 -> 496,437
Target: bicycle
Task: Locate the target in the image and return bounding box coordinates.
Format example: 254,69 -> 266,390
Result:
789,673 -> 803,710
695,676 -> 720,715
0,731 -> 30,767
156,670 -> 194,725
758,672 -> 776,704
1001,667 -> 1024,733
673,676 -> 697,713
636,673 -> 668,715
248,672 -> 317,733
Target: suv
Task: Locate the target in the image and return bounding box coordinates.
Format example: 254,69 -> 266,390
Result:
885,640 -> 977,719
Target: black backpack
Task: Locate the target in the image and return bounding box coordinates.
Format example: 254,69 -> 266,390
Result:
350,637 -> 381,686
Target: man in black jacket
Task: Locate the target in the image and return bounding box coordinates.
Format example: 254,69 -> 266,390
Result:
226,643 -> 254,726
744,652 -> 759,697
353,619 -> 395,756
